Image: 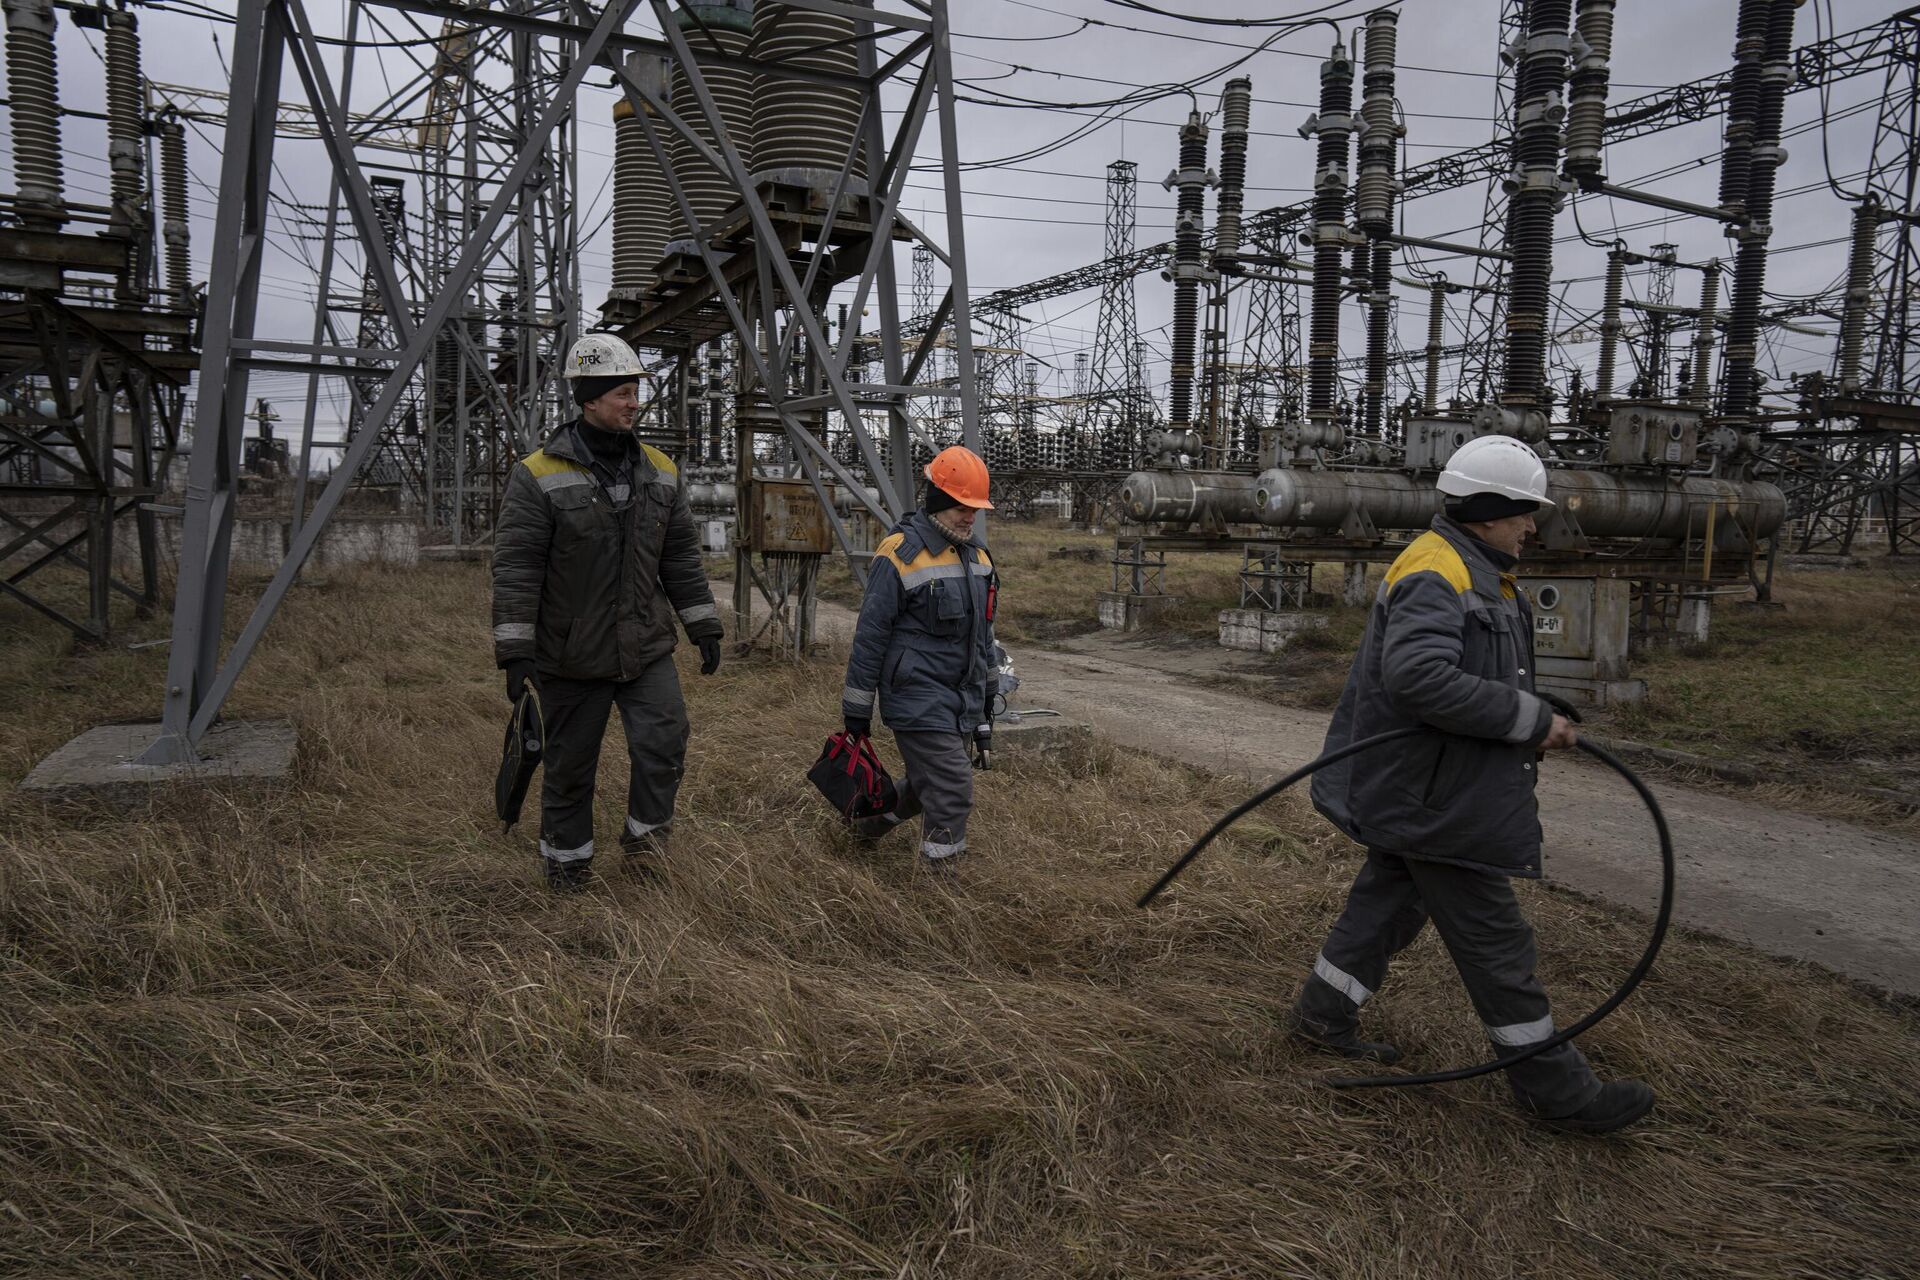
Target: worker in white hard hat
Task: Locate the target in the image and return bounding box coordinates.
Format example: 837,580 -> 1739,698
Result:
490,332 -> 724,893
1289,433 -> 1656,1134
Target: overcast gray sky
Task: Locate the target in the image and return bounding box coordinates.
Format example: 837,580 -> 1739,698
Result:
4,0 -> 1905,447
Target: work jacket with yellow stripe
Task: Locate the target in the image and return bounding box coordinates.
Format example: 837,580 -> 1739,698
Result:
490,420 -> 721,681
842,510 -> 998,735
1310,515 -> 1555,876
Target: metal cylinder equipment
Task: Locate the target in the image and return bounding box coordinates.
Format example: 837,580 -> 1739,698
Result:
1118,468 -> 1262,526
1123,464 -> 1786,546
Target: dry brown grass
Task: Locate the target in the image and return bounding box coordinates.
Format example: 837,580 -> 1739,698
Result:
2,563 -> 1917,1277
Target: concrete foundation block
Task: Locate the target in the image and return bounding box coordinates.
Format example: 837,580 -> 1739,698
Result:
1534,675 -> 1648,709
994,713 -> 1096,774
1675,592 -> 1712,646
1218,608 -> 1329,654
1341,563 -> 1371,607
1097,591 -> 1180,632
420,544 -> 490,563
21,719 -> 298,805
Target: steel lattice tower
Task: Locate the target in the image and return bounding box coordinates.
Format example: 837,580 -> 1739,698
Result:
1089,160 -> 1148,469
1227,223 -> 1303,468
348,177 -> 419,495
1864,18 -> 1920,399
1457,0 -> 1528,404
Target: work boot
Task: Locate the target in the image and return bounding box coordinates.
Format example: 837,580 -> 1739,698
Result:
1535,1080 -> 1655,1135
920,851 -> 962,875
620,828 -> 669,859
852,811 -> 902,843
543,856 -> 593,894
1286,1008 -> 1403,1065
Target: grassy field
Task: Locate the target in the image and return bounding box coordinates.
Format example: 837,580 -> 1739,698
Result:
1,561 -> 1916,1276
1610,567 -> 1920,793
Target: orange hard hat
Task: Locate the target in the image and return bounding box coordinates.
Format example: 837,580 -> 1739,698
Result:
925,445 -> 994,509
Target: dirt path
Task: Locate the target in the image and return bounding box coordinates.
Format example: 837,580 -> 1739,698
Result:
815,603 -> 1920,997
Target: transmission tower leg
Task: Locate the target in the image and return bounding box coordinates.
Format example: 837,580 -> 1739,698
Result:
147,0 -> 285,764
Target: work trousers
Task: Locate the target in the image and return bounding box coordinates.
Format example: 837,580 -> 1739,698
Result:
536,655 -> 688,864
880,729 -> 974,860
1296,847 -> 1602,1118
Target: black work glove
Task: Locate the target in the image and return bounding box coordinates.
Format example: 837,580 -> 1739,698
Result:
698,636 -> 722,676
844,715 -> 872,740
972,722 -> 993,771
504,659 -> 538,703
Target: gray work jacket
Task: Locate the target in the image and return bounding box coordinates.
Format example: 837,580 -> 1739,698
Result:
490,420 -> 721,681
841,510 -> 998,735
1310,516 -> 1555,876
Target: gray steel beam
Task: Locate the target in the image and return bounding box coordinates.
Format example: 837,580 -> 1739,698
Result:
143,0 -> 643,760
146,0 -> 285,763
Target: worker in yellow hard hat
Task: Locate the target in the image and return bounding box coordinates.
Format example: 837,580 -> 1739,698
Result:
839,445 -> 1000,870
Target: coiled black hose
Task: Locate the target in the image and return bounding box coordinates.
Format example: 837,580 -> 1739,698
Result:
1137,726 -> 1675,1091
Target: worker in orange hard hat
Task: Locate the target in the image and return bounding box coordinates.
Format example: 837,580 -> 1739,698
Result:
839,445 -> 999,869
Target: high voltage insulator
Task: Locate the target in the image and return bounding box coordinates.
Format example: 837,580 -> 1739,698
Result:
1303,36 -> 1355,436
752,0 -> 870,189
1563,0 -> 1614,182
1497,0 -> 1573,421
1424,278 -> 1448,413
611,56 -> 672,299
104,10 -> 145,220
1595,249 -> 1626,400
1719,0 -> 1797,425
1163,110 -> 1214,435
1717,0 -> 1767,214
104,8 -> 149,302
160,117 -> 192,310
5,0 -> 65,229
1836,200 -> 1882,393
1357,9 -> 1400,443
1353,12 -> 1399,237
666,1 -> 756,250
1212,78 -> 1252,268
1686,259 -> 1721,409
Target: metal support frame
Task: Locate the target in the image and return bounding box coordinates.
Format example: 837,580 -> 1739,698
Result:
143,0 -> 628,763
1239,545 -> 1313,612
599,0 -> 977,653
2,0 -> 188,641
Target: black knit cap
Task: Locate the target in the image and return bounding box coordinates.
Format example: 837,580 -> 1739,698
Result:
924,476 -> 964,514
1445,492 -> 1541,524
572,373 -> 636,407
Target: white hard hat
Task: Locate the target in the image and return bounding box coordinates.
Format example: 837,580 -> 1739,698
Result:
1436,434 -> 1555,508
564,332 -> 645,380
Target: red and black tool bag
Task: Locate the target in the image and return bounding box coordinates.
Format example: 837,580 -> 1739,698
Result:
807,731 -> 900,823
